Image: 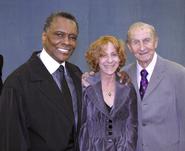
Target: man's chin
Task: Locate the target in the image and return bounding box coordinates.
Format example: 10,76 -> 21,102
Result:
61,55 -> 70,61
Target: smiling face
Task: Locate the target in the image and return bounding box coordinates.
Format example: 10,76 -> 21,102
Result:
42,16 -> 78,63
98,42 -> 120,76
127,24 -> 158,68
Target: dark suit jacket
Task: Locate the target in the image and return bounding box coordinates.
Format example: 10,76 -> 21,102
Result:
0,54 -> 3,93
0,52 -> 82,151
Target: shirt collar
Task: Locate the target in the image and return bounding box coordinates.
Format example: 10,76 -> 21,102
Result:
40,48 -> 66,74
137,52 -> 157,85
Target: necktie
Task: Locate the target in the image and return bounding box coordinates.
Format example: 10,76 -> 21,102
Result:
139,69 -> 148,99
58,65 -> 74,114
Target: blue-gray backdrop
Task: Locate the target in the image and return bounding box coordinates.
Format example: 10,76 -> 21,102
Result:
0,0 -> 185,80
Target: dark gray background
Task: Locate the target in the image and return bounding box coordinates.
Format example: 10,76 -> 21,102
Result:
1,0 -> 185,80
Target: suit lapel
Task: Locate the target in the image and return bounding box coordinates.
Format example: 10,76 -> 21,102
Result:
88,81 -> 110,116
66,62 -> 82,110
28,53 -> 74,122
128,64 -> 140,97
111,81 -> 130,116
144,56 -> 165,100
66,62 -> 82,131
125,63 -> 143,103
127,57 -> 165,101
87,78 -> 130,118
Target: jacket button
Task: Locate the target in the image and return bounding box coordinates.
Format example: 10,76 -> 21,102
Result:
142,123 -> 146,126
108,119 -> 112,123
108,125 -> 112,129
107,138 -> 113,143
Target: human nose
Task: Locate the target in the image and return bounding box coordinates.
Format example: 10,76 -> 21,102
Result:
139,41 -> 145,51
107,56 -> 113,63
62,36 -> 70,45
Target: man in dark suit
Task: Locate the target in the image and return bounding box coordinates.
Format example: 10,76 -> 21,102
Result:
0,54 -> 3,93
0,11 -> 82,151
124,22 -> 185,151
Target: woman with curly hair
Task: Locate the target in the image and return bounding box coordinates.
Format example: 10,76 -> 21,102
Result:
79,35 -> 138,151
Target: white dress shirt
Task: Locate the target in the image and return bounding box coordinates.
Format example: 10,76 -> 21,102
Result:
137,52 -> 157,88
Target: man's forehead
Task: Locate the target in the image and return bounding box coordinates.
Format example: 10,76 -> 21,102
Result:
130,27 -> 153,38
51,17 -> 75,26
48,17 -> 77,33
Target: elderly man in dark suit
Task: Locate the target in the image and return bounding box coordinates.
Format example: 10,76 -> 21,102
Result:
0,54 -> 3,93
124,22 -> 185,151
0,11 -> 82,151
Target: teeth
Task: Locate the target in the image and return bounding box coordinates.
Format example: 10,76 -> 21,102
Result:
58,48 -> 69,53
